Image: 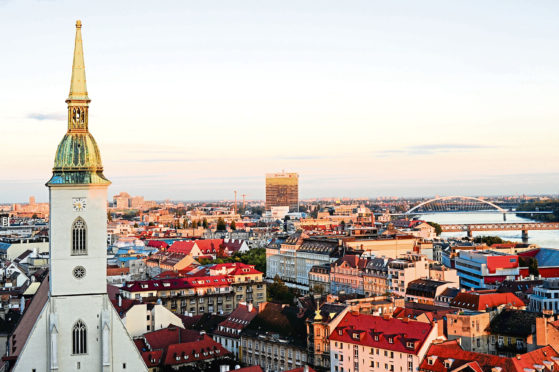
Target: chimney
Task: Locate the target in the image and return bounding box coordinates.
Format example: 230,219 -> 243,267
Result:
19,296 -> 25,314
304,366 -> 309,372
118,294 -> 122,307
247,303 -> 254,312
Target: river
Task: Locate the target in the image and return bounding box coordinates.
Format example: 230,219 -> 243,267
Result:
420,212 -> 559,248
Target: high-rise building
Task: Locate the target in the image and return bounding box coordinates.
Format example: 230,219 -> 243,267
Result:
6,21 -> 147,371
265,171 -> 299,211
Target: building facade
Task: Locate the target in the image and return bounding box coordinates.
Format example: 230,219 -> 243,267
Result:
265,172 -> 299,211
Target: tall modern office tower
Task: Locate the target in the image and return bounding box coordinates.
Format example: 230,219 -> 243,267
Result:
265,171 -> 299,211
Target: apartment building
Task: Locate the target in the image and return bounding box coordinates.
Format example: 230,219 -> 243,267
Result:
388,253 -> 430,297
120,263 -> 266,316
329,312 -> 439,372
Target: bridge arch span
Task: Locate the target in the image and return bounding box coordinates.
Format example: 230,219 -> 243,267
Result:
405,196 -> 506,215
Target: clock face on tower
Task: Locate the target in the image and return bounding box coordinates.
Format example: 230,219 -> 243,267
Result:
72,197 -> 87,212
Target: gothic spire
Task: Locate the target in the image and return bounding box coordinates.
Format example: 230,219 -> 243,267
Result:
68,20 -> 89,102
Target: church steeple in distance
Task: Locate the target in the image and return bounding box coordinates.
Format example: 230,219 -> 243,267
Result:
47,20 -> 110,186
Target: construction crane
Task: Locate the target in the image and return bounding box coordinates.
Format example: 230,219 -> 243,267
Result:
241,194 -> 247,210
234,190 -> 237,216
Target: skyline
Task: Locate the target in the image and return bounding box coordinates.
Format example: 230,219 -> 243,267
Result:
2,1 -> 559,202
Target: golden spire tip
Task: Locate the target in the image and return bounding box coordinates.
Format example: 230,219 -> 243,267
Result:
76,20 -> 82,28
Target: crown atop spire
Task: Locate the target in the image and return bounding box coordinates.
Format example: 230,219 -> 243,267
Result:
68,20 -> 89,102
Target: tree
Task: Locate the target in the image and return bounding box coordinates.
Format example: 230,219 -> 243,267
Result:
148,222 -> 155,227
133,222 -> 138,228
267,275 -> 295,304
427,221 -> 442,236
473,236 -> 505,246
202,218 -> 208,229
216,218 -> 226,231
230,220 -> 236,230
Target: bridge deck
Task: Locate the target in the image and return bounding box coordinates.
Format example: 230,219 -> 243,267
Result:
441,222 -> 559,232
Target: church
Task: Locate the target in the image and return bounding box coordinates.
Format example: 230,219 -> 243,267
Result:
5,21 -> 148,371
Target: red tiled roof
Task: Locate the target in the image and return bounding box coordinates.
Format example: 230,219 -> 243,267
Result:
285,367 -> 317,372
450,290 -> 525,310
163,335 -> 228,366
510,345 -> 559,371
329,312 -> 434,355
141,349 -> 163,368
235,367 -> 264,372
214,303 -> 258,337
122,275 -> 232,293
419,340 -> 507,371
419,340 -> 559,372
143,326 -> 201,350
147,240 -> 168,249
168,241 -> 196,255
195,239 -> 224,254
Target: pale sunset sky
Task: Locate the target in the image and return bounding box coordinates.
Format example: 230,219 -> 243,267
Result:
1,0 -> 558,202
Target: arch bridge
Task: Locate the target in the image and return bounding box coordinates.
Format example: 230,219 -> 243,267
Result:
405,196 -> 506,215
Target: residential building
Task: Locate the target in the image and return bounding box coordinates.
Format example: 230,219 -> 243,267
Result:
419,339 -> 559,372
405,279 -> 457,306
329,312 -> 440,372
121,263 -> 266,316
330,255 -> 368,295
308,264 -> 331,294
449,290 -> 525,312
213,302 -> 258,358
135,326 -> 229,371
487,309 -> 537,356
446,310 -> 493,353
388,253 -> 430,297
265,171 -> 299,211
240,303 -> 309,372
306,303 -> 349,369
111,295 -> 184,337
266,232 -> 341,292
529,279 -> 559,314
363,257 -> 391,297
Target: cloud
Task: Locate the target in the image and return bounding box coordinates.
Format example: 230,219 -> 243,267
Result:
375,143 -> 496,157
27,113 -> 65,121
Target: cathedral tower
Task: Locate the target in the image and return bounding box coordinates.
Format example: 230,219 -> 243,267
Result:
8,21 -> 147,372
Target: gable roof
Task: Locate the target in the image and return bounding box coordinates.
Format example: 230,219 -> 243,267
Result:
329,312 -> 434,355
450,290 -> 525,311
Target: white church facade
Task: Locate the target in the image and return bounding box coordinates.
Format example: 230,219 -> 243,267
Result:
5,21 -> 147,372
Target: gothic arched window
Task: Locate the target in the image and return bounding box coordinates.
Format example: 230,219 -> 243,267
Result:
72,218 -> 87,255
72,320 -> 87,355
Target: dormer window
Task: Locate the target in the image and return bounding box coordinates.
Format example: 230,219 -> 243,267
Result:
352,333 -> 360,340
427,356 -> 437,365
374,335 -> 379,341
444,359 -> 454,368
388,337 -> 393,344
406,341 -> 414,349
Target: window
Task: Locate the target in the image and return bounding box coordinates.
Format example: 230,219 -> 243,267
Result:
72,320 -> 87,354
72,218 -> 87,255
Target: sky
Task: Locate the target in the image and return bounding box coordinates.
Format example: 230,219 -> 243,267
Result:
1,0 -> 559,202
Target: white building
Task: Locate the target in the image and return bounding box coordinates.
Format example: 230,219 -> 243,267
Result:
6,21 -> 147,372
329,312 -> 439,372
529,279 -> 559,314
